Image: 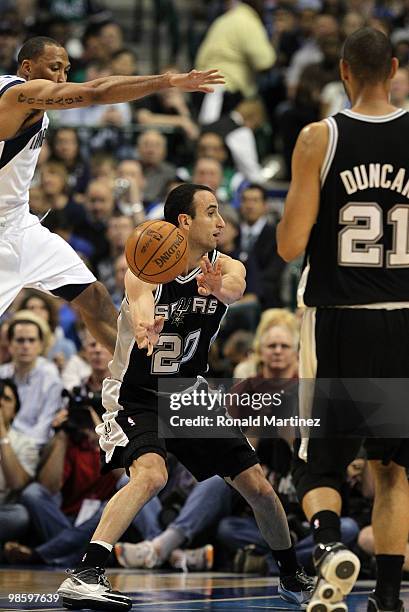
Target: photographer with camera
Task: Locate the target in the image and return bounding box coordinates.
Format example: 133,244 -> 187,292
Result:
0,378 -> 40,547
4,332 -> 121,566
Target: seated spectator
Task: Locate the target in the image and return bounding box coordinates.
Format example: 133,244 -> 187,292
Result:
49,127 -> 91,196
74,178 -> 116,267
238,184 -> 286,308
110,48 -> 138,76
204,98 -> 268,185
222,330 -> 254,377
114,160 -> 146,223
18,291 -> 77,372
39,160 -> 87,228
4,332 -> 119,567
96,213 -> 134,296
195,132 -> 237,200
28,186 -> 50,218
0,313 -> 63,445
136,130 -> 177,205
0,19 -> 21,74
192,157 -> 226,202
90,152 -> 118,182
98,21 -> 125,59
134,69 -> 199,164
231,307 -> 299,386
0,378 -> 39,546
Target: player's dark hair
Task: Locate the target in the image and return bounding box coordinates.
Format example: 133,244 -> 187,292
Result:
242,183 -> 267,201
164,184 -> 214,227
342,27 -> 393,84
17,36 -> 63,65
0,378 -> 21,414
7,318 -> 44,342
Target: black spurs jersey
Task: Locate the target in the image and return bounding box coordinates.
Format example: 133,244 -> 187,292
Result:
301,108 -> 409,307
111,250 -> 228,404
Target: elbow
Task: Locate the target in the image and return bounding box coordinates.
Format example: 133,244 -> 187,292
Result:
277,242 -> 298,262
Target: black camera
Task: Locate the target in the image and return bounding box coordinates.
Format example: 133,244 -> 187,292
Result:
60,386 -> 104,436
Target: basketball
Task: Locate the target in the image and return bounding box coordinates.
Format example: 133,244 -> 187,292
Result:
125,220 -> 188,284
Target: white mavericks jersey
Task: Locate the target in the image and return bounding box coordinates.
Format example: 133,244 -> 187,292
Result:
0,75 -> 49,216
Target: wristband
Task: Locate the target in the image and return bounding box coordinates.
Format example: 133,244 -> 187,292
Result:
0,437 -> 10,446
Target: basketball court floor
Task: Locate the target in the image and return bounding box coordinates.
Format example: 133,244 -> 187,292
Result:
1,568 -> 408,611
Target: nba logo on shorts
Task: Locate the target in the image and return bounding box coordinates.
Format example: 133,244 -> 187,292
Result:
104,422 -> 112,440
128,417 -> 135,426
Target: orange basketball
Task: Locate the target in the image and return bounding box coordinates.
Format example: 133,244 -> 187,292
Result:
125,220 -> 188,284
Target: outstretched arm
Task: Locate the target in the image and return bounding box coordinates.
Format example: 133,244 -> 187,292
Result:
0,69 -> 224,140
196,254 -> 246,305
124,270 -> 164,356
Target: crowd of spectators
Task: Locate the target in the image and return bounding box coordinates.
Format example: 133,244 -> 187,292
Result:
0,0 -> 408,578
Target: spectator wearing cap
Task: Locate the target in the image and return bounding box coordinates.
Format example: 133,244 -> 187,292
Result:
0,313 -> 63,445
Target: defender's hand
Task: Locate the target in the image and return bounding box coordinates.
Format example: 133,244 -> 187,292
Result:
168,69 -> 225,93
196,256 -> 223,297
136,316 -> 165,356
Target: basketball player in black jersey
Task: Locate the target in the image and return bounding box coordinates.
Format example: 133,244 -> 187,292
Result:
57,183 -> 313,611
277,28 -> 409,612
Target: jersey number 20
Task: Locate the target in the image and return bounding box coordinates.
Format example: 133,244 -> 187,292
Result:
151,329 -> 201,374
338,202 -> 409,267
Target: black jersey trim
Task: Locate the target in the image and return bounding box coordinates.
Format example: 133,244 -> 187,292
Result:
341,108 -> 407,123
175,250 -> 218,284
0,77 -> 24,97
320,117 -> 338,186
0,117 -> 44,169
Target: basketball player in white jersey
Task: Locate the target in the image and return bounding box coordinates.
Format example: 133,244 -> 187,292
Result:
0,36 -> 223,353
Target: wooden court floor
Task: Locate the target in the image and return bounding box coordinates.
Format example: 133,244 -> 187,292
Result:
0,568 -> 408,611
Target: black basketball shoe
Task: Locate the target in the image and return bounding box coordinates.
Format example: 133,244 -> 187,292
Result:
367,591 -> 404,612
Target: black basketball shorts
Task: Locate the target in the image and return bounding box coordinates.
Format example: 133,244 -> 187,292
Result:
100,399 -> 258,482
293,307 -> 409,500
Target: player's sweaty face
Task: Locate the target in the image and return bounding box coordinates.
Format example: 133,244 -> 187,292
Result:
190,191 -> 225,251
29,45 -> 71,82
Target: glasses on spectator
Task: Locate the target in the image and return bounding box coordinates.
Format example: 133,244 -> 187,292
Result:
13,336 -> 40,344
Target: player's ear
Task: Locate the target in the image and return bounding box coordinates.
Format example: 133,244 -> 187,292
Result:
19,59 -> 31,79
339,58 -> 348,82
177,213 -> 191,231
389,57 -> 399,80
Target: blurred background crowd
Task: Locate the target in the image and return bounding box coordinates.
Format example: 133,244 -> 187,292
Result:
0,0 -> 408,578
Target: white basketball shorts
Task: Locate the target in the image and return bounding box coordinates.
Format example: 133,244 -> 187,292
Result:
0,208 -> 96,316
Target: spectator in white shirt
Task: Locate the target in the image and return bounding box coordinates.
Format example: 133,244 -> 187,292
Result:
0,313 -> 63,445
